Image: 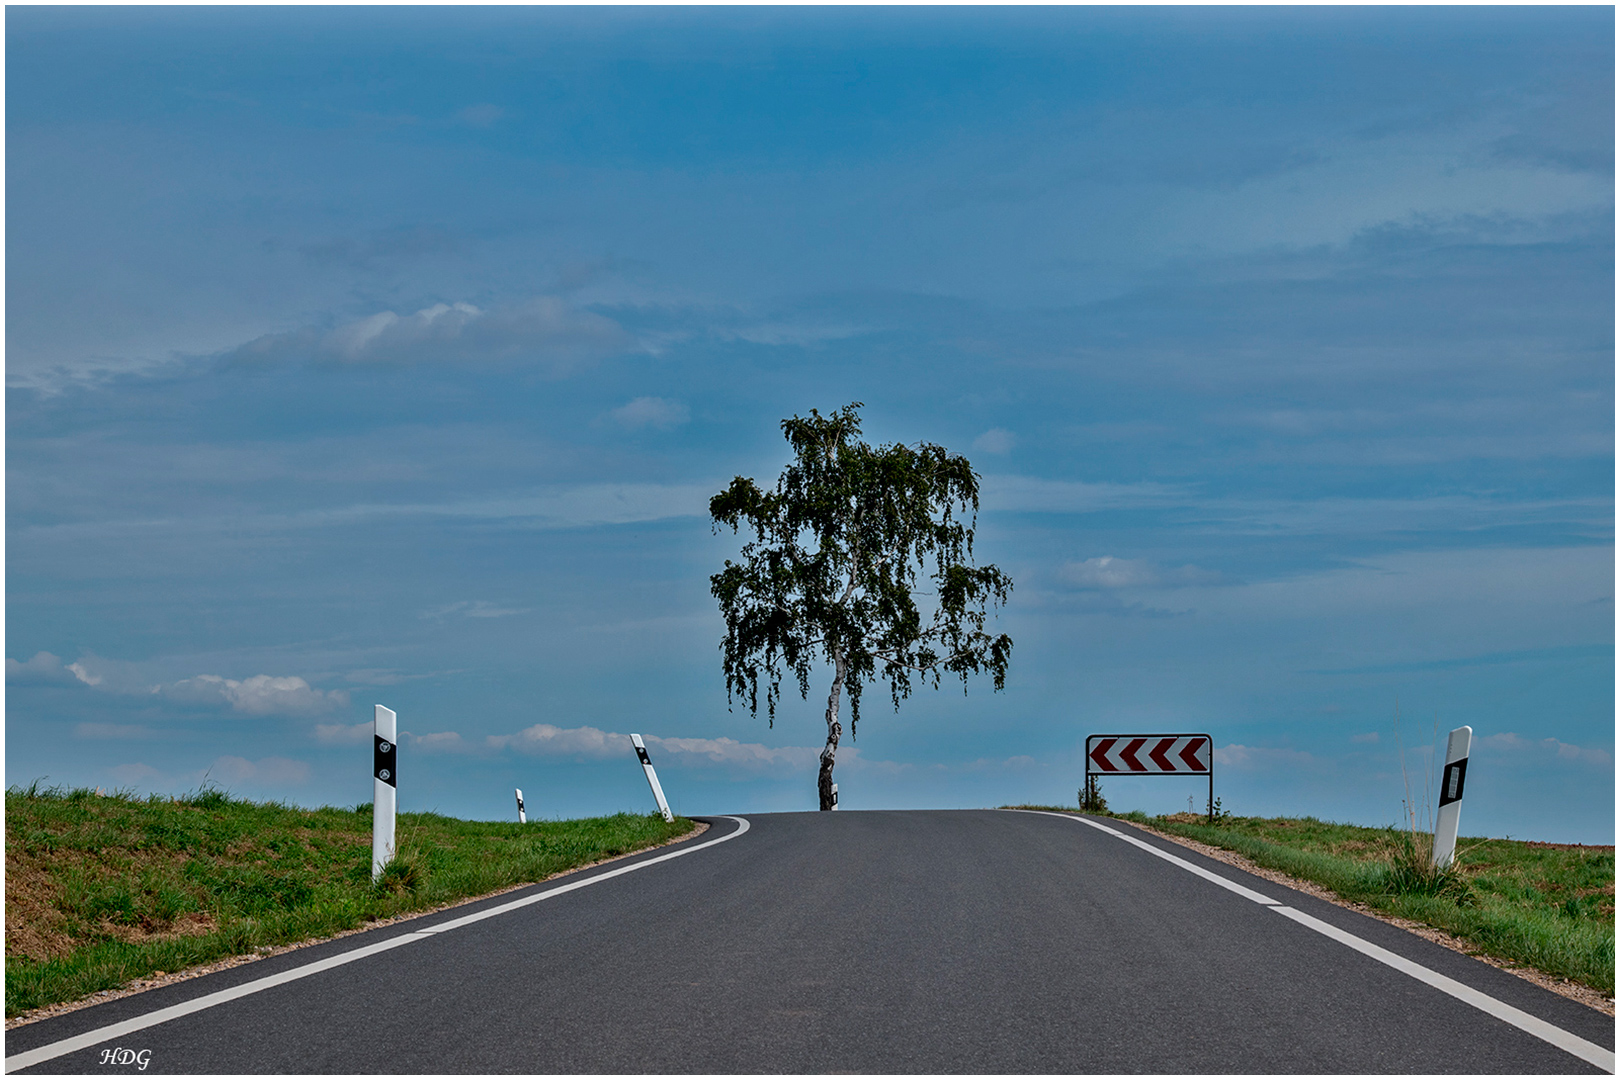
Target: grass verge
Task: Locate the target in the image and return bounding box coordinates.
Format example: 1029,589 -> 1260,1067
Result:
6,782 -> 695,1018
1007,805 -> 1614,999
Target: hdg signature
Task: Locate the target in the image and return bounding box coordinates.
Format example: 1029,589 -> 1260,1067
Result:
98,1047 -> 152,1070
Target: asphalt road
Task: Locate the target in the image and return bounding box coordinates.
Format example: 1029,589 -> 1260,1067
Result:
8,810 -> 1614,1073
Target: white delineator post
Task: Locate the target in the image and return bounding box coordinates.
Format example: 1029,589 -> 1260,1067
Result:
830,783 -> 839,810
1431,725 -> 1472,868
372,705 -> 397,882
515,788 -> 526,825
630,734 -> 674,822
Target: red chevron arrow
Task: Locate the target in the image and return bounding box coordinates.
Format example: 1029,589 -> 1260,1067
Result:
1148,737 -> 1177,771
1119,738 -> 1147,771
1179,737 -> 1208,772
1088,738 -> 1118,772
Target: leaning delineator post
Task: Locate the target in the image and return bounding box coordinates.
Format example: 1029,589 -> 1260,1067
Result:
630,734 -> 674,822
515,787 -> 526,825
372,705 -> 398,882
1431,725 -> 1472,868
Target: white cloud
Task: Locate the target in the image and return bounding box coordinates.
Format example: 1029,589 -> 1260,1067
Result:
977,483 -> 1610,540
313,721 -> 373,745
485,723 -> 626,759
971,428 -> 1015,455
710,319 -> 870,348
11,649 -> 351,719
979,476 -> 1186,514
232,297 -> 630,373
12,482 -> 717,540
1186,496 -> 1613,539
1214,744 -> 1318,770
421,600 -> 530,620
480,722 -> 823,773
1480,732 -> 1612,766
19,651 -> 155,692
74,723 -> 158,741
645,734 -> 819,771
457,103 -> 504,128
964,754 -> 1037,772
318,482 -> 714,531
834,746 -> 913,775
412,731 -> 467,752
343,669 -> 414,686
1060,555 -> 1225,589
1144,121 -> 1613,258
109,763 -> 164,787
207,755 -> 312,787
6,651 -> 78,684
1196,547 -> 1610,632
609,396 -> 690,430
166,674 -> 349,717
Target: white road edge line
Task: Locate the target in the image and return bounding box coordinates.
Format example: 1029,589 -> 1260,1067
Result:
4,816 -> 752,1074
1011,810 -> 1614,1074
1271,904 -> 1614,1074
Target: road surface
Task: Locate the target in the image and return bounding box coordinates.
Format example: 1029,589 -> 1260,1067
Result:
7,810 -> 1613,1073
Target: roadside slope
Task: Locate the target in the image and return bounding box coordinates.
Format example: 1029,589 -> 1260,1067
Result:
5,784 -> 694,1018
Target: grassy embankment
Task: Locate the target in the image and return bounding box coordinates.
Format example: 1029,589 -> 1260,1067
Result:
1010,805 -> 1615,999
6,782 -> 695,1018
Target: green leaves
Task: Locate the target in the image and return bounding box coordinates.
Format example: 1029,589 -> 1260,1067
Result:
710,402 -> 1013,735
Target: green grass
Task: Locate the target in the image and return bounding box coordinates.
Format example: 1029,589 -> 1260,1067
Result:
5,782 -> 695,1017
1007,804 -> 1614,998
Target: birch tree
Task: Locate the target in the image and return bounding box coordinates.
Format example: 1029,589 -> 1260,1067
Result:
709,403 -> 1013,810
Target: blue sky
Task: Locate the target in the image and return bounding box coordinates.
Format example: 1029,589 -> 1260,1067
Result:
6,7 -> 1613,842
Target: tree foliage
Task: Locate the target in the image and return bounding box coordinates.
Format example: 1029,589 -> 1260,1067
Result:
710,403 -> 1013,807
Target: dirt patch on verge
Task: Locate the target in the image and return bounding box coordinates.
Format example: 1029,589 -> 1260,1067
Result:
6,820 -> 710,1029
1111,816 -> 1614,1017
5,860 -> 77,963
1517,840 -> 1616,852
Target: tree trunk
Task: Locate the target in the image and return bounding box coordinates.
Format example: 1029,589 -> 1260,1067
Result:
818,648 -> 847,811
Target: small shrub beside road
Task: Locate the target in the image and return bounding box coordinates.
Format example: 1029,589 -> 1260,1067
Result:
5,783 -> 695,1018
1009,805 -> 1614,998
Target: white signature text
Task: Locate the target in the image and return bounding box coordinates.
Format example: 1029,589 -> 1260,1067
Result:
99,1047 -> 152,1070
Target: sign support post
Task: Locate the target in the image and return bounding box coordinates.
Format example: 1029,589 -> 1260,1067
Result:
372,705 -> 397,882
1431,725 -> 1472,868
630,734 -> 674,822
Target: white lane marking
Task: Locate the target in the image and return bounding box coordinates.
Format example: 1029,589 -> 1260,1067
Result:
5,817 -> 751,1074
1011,810 -> 1614,1074
1013,809 -> 1281,905
1272,905 -> 1614,1074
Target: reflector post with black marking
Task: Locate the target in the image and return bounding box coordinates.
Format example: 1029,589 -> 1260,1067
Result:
372,705 -> 397,882
830,783 -> 839,810
515,787 -> 526,825
1431,725 -> 1471,868
630,733 -> 673,822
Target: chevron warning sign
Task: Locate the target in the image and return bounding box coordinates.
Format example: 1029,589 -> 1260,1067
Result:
1086,734 -> 1211,774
